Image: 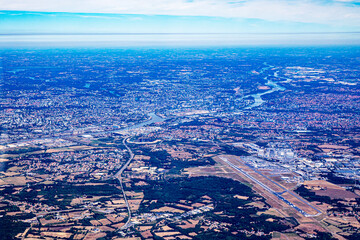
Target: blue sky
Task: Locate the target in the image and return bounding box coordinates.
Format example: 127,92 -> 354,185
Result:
0,0 -> 360,45
1,0 -> 360,34
1,11 -> 349,34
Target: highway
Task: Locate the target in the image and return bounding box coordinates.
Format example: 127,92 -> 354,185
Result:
114,138 -> 135,230
220,156 -> 321,217
3,112 -> 165,148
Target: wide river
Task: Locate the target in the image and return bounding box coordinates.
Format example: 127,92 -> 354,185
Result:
121,112 -> 165,131
245,64 -> 286,109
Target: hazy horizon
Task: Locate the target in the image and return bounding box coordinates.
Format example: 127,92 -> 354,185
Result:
1,32 -> 360,47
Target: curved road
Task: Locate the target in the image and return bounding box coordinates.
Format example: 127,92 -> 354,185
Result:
115,138 -> 135,230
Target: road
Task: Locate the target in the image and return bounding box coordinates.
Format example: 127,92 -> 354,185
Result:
114,138 -> 135,230
3,112 -> 165,147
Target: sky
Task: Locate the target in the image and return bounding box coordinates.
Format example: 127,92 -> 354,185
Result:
1,0 -> 360,45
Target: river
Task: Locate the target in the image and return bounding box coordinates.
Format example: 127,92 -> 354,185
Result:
245,63 -> 286,109
120,112 -> 165,131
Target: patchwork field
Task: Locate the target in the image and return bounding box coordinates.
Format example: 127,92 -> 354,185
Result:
303,180 -> 359,200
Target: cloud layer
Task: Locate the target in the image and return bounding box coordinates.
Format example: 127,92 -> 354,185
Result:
1,0 -> 360,27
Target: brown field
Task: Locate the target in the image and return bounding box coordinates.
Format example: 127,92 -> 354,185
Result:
281,192 -> 320,216
73,234 -> 86,240
257,208 -> 283,218
106,203 -> 126,208
99,218 -> 112,226
112,222 -> 125,228
41,232 -> 72,238
310,201 -> 332,213
25,235 -> 44,240
176,235 -> 192,239
325,216 -> 360,228
7,211 -> 23,216
175,204 -> 193,210
304,180 -> 359,199
295,223 -> 326,234
273,232 -> 305,240
4,166 -> 24,173
191,203 -> 205,208
84,232 -> 106,240
39,218 -> 65,226
68,211 -> 86,218
154,231 -> 181,237
304,180 -> 343,190
3,171 -> 19,177
0,154 -> 16,158
138,226 -> 153,231
177,220 -> 197,229
1,176 -> 28,186
112,199 -> 126,204
316,189 -> 358,199
90,220 -> 101,226
151,206 -> 185,213
234,195 -> 249,200
246,201 -> 267,209
106,214 -> 125,223
140,230 -> 153,238
113,238 -> 141,240
183,165 -> 224,176
160,226 -> 173,231
99,226 -> 115,232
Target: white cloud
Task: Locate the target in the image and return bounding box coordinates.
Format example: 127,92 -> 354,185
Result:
1,0 -> 360,26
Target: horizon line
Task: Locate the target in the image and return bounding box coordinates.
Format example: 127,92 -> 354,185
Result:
2,32 -> 360,36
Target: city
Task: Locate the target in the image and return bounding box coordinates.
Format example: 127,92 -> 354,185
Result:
0,47 -> 360,239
